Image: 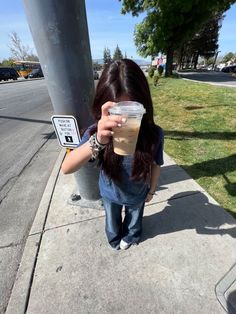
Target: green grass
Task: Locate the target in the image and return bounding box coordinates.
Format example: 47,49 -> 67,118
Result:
150,77 -> 236,215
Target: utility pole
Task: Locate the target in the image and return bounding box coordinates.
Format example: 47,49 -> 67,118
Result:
23,0 -> 102,208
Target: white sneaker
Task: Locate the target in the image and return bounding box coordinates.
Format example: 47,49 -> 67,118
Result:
120,239 -> 131,250
111,244 -> 120,250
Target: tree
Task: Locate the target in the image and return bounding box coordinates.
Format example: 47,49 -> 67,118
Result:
103,47 -> 112,65
180,12 -> 224,69
8,31 -> 39,61
148,66 -> 155,78
113,45 -> 123,61
205,57 -> 215,66
24,53 -> 39,62
119,0 -> 234,76
0,58 -> 15,67
222,52 -> 236,64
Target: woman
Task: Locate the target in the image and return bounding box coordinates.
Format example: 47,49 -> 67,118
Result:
61,59 -> 164,250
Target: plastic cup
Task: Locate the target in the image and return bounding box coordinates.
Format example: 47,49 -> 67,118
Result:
108,101 -> 146,155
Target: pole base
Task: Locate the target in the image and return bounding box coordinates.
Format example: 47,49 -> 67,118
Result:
68,193 -> 104,210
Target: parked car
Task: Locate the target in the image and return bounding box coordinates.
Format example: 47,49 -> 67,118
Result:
93,70 -> 99,80
28,68 -> 44,78
0,67 -> 19,81
221,65 -> 236,73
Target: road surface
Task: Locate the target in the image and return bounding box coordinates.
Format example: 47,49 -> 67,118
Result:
179,71 -> 236,87
0,79 -> 61,313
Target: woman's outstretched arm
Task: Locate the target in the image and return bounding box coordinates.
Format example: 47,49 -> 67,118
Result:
61,142 -> 93,174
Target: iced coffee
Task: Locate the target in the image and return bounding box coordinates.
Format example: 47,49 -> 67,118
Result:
108,101 -> 146,156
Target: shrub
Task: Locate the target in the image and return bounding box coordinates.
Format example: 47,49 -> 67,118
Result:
153,74 -> 159,86
148,67 -> 155,78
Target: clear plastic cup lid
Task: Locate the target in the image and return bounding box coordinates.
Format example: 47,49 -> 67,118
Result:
108,101 -> 146,115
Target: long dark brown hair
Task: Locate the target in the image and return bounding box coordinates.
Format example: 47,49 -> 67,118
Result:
90,59 -> 161,182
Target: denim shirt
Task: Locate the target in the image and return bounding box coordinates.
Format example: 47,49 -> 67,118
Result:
78,125 -> 164,206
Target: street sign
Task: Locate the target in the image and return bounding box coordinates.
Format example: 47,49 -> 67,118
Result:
51,115 -> 81,148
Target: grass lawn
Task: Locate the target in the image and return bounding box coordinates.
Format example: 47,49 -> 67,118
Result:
150,77 -> 236,216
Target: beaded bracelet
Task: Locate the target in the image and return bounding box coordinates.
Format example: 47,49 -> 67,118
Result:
88,133 -> 106,159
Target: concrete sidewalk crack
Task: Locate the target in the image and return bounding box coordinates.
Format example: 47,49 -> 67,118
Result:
0,242 -> 22,249
30,192 -> 202,235
43,214 -> 106,233
28,214 -> 106,237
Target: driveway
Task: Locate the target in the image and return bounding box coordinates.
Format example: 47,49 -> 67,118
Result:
178,71 -> 236,88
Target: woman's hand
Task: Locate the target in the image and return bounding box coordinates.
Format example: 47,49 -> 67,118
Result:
96,101 -> 126,145
145,193 -> 154,203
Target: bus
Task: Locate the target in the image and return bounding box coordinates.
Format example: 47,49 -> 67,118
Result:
13,60 -> 41,79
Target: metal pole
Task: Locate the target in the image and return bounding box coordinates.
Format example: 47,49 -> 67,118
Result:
23,0 -> 102,208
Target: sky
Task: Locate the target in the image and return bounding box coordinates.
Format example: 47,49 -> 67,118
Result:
0,0 -> 235,62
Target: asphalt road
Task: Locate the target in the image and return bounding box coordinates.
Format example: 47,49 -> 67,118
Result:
179,71 -> 236,87
0,79 -> 61,313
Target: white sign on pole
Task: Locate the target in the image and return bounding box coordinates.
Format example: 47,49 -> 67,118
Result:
51,115 -> 81,148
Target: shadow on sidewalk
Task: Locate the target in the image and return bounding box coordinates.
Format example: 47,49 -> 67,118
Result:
161,154 -> 236,198
141,191 -> 236,243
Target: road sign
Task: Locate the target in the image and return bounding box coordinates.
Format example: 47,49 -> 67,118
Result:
51,115 -> 81,148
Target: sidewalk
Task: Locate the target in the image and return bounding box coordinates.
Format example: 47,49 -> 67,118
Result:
6,150 -> 236,314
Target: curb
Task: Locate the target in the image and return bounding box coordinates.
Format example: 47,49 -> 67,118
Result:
29,148 -> 65,236
181,77 -> 236,88
6,149 -> 65,314
0,77 -> 44,86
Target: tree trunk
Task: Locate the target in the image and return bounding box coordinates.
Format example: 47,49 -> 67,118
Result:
177,46 -> 184,71
193,51 -> 199,69
165,47 -> 174,77
190,54 -> 194,68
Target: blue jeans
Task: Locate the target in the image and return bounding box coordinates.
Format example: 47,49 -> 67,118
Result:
102,198 -> 145,248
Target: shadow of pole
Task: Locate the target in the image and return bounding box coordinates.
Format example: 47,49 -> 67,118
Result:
141,191 -> 236,243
